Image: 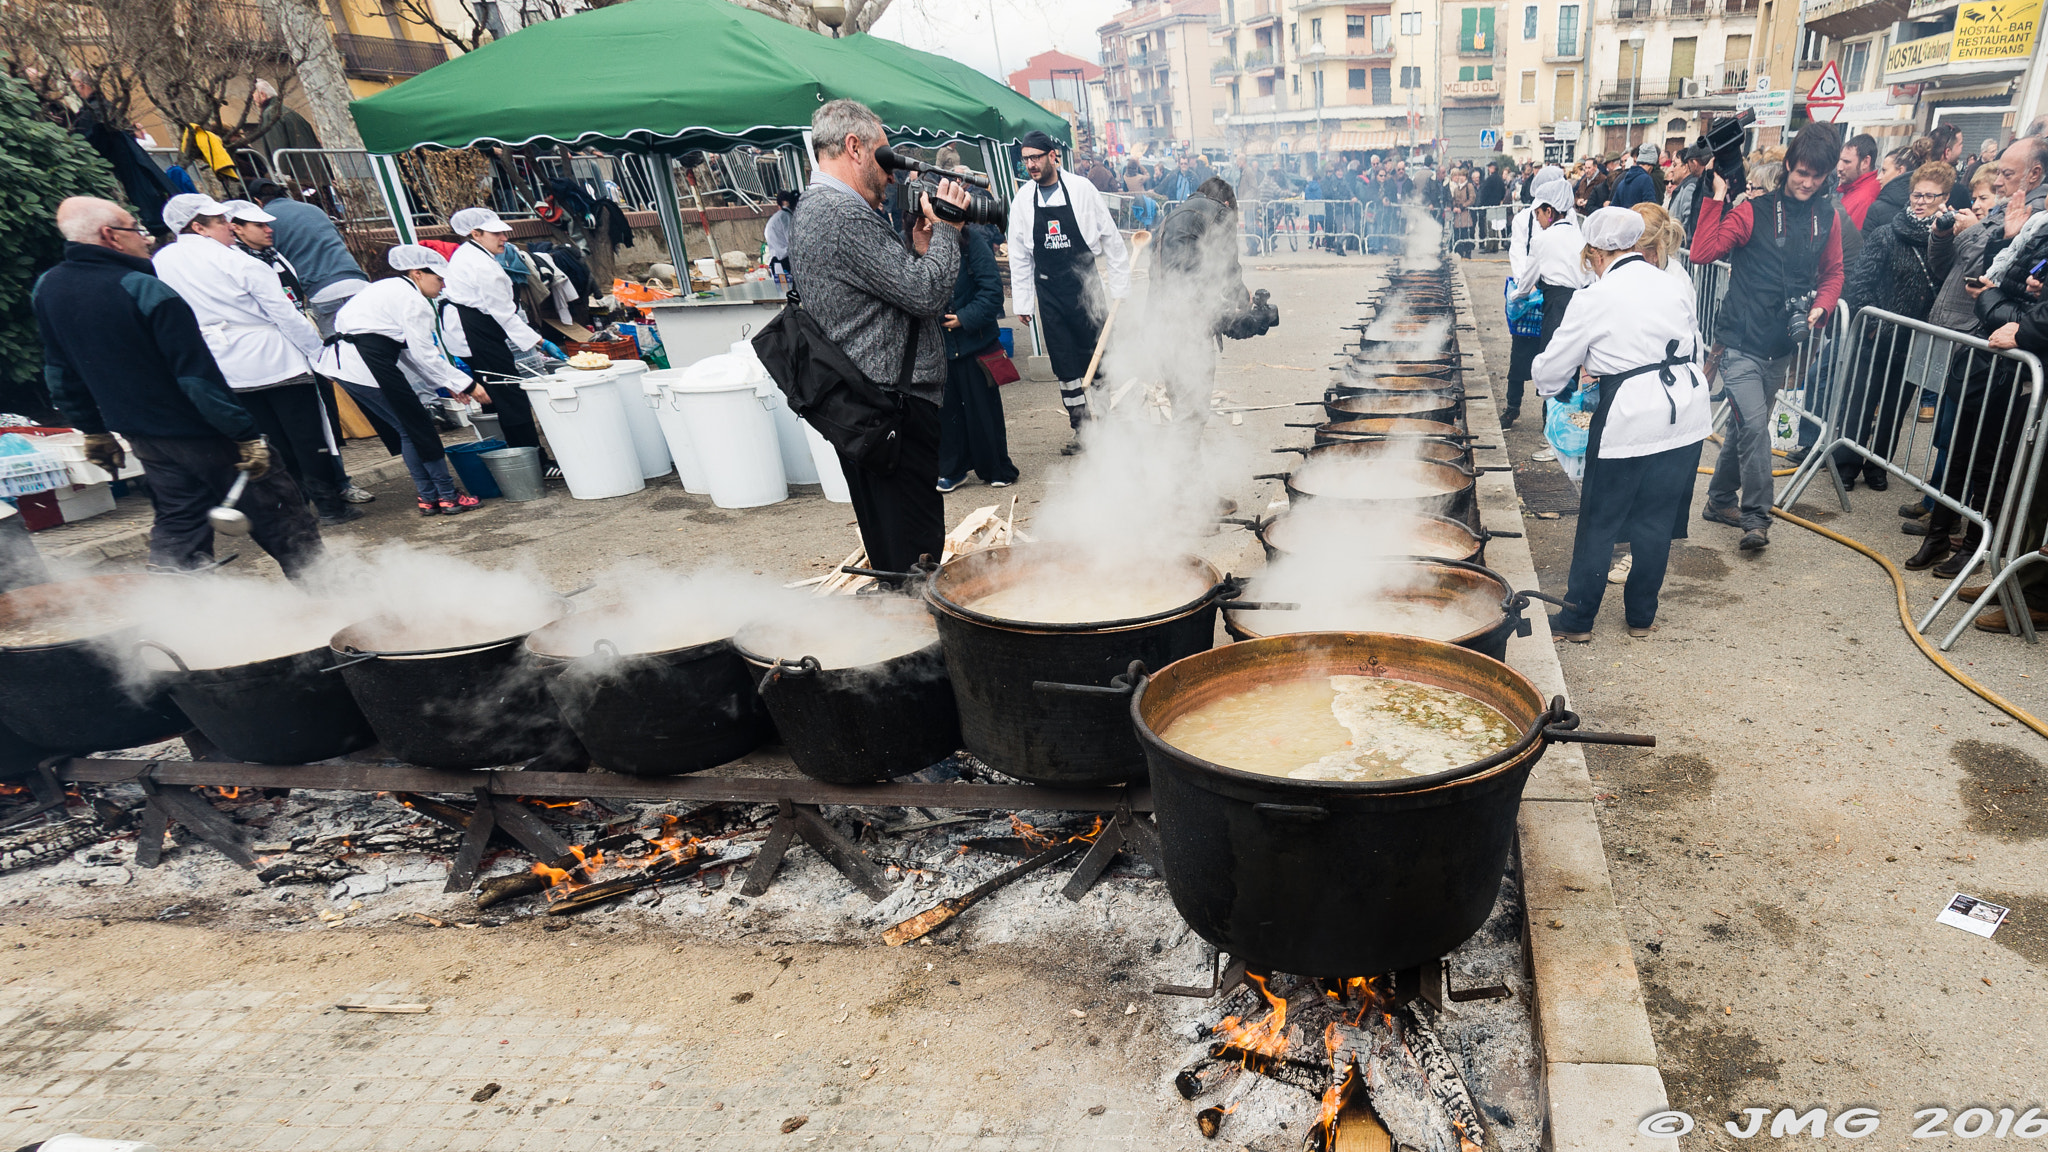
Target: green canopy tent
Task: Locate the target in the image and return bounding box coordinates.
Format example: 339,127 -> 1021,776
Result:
348,0 -> 1067,271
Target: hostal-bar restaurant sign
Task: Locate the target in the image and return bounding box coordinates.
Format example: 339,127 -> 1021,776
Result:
1952,0 -> 2039,61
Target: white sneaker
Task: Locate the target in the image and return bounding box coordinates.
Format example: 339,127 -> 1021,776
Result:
1531,448 -> 1556,462
1608,554 -> 1633,584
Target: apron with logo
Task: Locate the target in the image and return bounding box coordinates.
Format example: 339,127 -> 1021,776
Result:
1033,180 -> 1102,383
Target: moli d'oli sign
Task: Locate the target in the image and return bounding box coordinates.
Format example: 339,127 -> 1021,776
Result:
1952,0 -> 2040,62
1885,30 -> 1952,71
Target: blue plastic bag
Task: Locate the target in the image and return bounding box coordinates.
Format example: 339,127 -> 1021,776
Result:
1544,383 -> 1597,461
1504,277 -> 1544,337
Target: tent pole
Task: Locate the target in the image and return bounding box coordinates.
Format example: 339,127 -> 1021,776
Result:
370,153 -> 417,243
651,157 -> 696,287
802,128 -> 817,168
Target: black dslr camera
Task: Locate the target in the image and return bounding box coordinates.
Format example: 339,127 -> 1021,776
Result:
1785,290 -> 1819,344
1220,289 -> 1280,340
875,144 -> 1008,229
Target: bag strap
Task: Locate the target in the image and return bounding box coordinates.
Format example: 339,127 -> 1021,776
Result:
897,320 -> 920,388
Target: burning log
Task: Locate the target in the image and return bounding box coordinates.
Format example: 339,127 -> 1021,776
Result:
475,831 -> 643,908
1402,1007 -> 1488,1152
0,811 -> 105,875
529,815 -> 725,915
881,836 -> 1086,946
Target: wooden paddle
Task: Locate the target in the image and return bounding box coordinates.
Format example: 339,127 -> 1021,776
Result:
1079,229 -> 1151,390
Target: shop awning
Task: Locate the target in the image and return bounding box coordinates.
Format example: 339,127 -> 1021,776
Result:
349,0 -> 1071,155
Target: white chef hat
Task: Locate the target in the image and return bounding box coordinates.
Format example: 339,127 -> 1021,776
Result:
1583,206 -> 1646,251
448,206 -> 512,235
387,244 -> 449,272
218,199 -> 277,223
1531,173 -> 1573,212
162,193 -> 227,234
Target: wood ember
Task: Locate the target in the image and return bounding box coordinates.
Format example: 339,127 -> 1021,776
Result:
0,813 -> 106,875
256,858 -> 355,887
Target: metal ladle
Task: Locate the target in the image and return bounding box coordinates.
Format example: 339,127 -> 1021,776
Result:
208,471 -> 252,536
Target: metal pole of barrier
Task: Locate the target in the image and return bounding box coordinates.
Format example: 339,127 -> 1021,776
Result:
1773,302 -> 1853,509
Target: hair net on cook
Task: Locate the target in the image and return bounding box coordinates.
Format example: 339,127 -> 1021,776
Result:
387,244 -> 449,272
1531,173 -> 1574,212
1583,206 -> 1646,250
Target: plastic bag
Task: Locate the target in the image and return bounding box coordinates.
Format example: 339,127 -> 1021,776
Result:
1544,383 -> 1597,461
1504,277 -> 1544,338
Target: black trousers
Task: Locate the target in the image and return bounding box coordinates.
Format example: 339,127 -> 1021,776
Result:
454,304 -> 542,450
1928,356 -> 2026,541
1506,332 -> 1541,415
1832,329 -> 1916,481
236,377 -> 343,516
353,334 -> 447,464
1554,444 -> 1699,632
938,350 -> 1019,485
127,434 -> 324,581
839,396 -> 945,575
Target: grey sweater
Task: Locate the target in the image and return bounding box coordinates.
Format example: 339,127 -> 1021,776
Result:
790,181 -> 959,406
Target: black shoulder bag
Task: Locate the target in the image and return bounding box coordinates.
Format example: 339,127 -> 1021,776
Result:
751,289 -> 918,477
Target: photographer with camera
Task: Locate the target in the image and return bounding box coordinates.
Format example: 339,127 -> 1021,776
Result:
1688,121 -> 1846,551
784,99 -> 972,574
1005,129 -> 1130,453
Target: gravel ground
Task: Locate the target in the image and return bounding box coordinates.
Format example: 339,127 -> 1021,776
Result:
1463,253 -> 2048,1147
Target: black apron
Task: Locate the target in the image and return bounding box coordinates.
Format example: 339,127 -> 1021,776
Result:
328,332 -> 446,464
1032,180 -> 1102,382
1577,277 -> 1700,538
1535,282 -> 1577,351
448,242 -> 541,450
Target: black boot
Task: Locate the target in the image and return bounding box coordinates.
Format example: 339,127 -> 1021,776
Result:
1903,533 -> 1953,571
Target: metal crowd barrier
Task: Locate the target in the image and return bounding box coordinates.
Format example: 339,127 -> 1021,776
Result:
1776,307 -> 2048,648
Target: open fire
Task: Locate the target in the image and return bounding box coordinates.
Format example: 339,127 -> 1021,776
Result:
530,815 -> 709,912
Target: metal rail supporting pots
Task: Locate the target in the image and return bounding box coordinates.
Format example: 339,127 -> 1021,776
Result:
1313,391 -> 1463,428
1220,560 -> 1565,661
733,599 -> 961,785
0,575 -> 188,753
1131,632 -> 1653,977
525,606 -> 773,777
1253,453 -> 1477,520
331,607 -> 581,771
1327,372 -> 1463,400
924,544 -> 1242,788
137,641 -> 376,765
1224,508 -> 1516,567
1271,437 -> 1485,475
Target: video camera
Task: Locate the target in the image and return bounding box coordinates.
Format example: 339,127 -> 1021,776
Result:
874,145 -> 1008,229
1698,108 -> 1756,201
1220,289 -> 1280,340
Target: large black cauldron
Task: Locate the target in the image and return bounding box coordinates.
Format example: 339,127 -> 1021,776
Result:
525,606 -> 772,777
1222,560 -> 1562,662
1134,632 -> 1649,976
925,544 -> 1232,788
140,642 -> 375,765
0,575 -> 187,752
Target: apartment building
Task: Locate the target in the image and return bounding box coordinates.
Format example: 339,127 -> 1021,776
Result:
1097,0 -> 1230,155
1437,0 -> 1505,160
1801,0 -> 2047,148
1007,50 -> 1111,151
1498,0 -> 1592,162
1583,0 -> 1766,159
1206,0 -> 1437,161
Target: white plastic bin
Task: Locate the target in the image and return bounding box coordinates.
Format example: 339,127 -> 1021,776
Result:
671,354 -> 788,509
645,368 -> 710,494
802,423 -> 852,503
519,374 -> 644,500
593,360 -> 674,479
728,339 -> 818,485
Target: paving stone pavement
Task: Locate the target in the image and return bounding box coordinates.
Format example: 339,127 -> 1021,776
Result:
0,976 -> 1182,1152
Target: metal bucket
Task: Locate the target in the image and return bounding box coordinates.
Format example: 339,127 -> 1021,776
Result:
482,446 -> 546,501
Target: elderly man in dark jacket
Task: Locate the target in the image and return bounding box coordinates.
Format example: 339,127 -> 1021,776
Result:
937,225 -> 1017,490
788,99 -> 969,573
32,197 -> 321,578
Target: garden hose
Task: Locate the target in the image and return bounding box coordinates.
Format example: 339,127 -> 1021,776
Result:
1767,505 -> 2048,740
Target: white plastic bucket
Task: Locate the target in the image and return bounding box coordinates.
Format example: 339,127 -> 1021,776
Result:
646,369 -> 709,494
519,373 -> 644,500
596,360 -> 674,479
803,422 -> 851,503
728,339 -> 818,485
672,354 -> 788,509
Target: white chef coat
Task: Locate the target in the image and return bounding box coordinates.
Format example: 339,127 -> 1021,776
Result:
1507,206 -> 1577,284
316,278 -> 474,402
1661,255 -> 1698,326
764,208 -> 793,263
1532,254 -> 1711,460
1521,216 -> 1595,293
152,233 -> 324,390
441,239 -> 542,355
1005,170 -> 1131,317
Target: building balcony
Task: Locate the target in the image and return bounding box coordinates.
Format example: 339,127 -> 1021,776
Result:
1720,0 -> 1759,12
1612,0 -> 1651,17
1703,58 -> 1759,92
1241,2 -> 1281,28
333,32 -> 447,78
1596,77 -> 1681,102
1242,48 -> 1281,72
1299,40 -> 1396,60
1211,56 -> 1242,76
1128,123 -> 1174,141
1129,49 -> 1166,70
1543,44 -> 1584,61
1133,94 -> 1175,115
1238,92 -> 1290,114
1801,0 -> 1904,36
1666,0 -> 1708,15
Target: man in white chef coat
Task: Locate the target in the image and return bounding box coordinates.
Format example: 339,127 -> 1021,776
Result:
151,193 -> 357,524
1006,130 -> 1130,453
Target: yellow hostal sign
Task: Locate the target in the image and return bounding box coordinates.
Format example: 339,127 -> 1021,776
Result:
1952,0 -> 2041,62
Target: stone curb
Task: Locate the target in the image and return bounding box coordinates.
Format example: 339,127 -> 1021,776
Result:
40,453 -> 417,565
1449,262 -> 1678,1152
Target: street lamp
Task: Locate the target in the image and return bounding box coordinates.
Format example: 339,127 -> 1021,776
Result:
812,0 -> 847,36
1623,34 -> 1644,151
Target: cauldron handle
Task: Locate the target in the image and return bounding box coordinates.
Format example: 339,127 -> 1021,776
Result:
1032,680 -> 1131,697
840,566 -> 916,581
131,640 -> 190,673
757,655 -> 822,695
1475,466 -> 1516,473
1250,473 -> 1291,482
1281,422 -> 1322,428
1482,528 -> 1525,540
1217,517 -> 1265,530
322,651 -> 379,673
1252,803 -> 1329,823
1541,698 -> 1656,747
1225,602 -> 1300,611
1270,446 -> 1309,454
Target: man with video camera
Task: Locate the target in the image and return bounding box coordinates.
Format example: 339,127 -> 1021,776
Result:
782,99 -> 973,574
1688,120 -> 1846,551
1006,129 -> 1130,452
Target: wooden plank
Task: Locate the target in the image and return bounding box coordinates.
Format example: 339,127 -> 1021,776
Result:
488,797 -> 573,860
739,807 -> 800,897
443,786 -> 498,894
59,759 -> 1150,812
789,804 -> 889,901
1059,816 -> 1126,902
133,796 -> 168,869
148,785 -> 257,869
